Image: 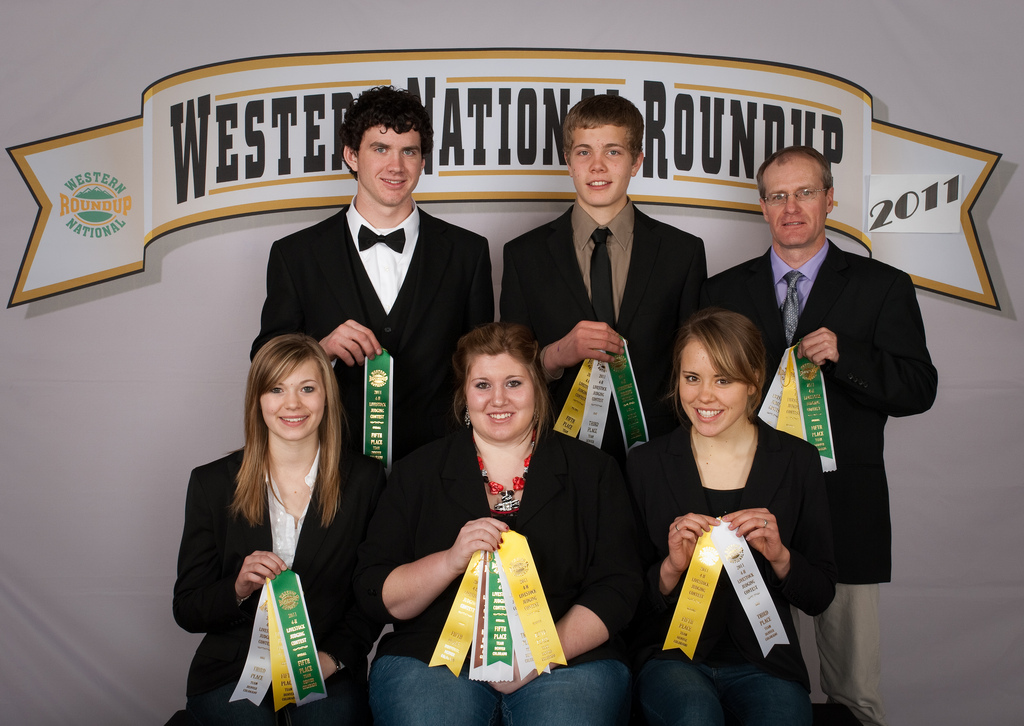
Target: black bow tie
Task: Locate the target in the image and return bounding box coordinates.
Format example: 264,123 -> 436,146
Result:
358,225 -> 406,253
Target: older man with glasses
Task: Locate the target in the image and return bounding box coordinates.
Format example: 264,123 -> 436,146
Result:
701,145 -> 937,726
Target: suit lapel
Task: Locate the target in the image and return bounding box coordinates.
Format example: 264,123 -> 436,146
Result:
442,430 -> 495,522
744,252 -> 789,357
545,210 -> 595,319
291,464 -> 345,577
661,428 -> 708,516
795,241 -> 848,340
514,436 -> 567,528
224,454 -> 275,555
740,424 -> 788,510
240,502 -> 274,556
309,208 -> 371,319
395,210 -> 454,351
616,210 -> 658,336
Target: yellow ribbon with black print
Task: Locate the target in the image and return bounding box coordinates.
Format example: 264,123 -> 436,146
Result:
429,532 -> 566,678
429,551 -> 484,675
663,530 -> 723,658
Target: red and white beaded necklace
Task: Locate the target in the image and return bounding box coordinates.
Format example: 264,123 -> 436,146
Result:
475,430 -> 535,515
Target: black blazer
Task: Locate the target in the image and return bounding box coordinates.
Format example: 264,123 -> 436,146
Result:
701,241 -> 937,583
627,422 -> 837,691
354,428 -> 643,667
252,207 -> 494,461
173,450 -> 385,697
500,206 -> 706,464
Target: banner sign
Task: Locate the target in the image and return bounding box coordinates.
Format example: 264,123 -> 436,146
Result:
7,48 -> 1000,307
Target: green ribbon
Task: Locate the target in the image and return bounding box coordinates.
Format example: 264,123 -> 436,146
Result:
485,553 -> 513,667
608,342 -> 649,448
793,355 -> 835,459
363,350 -> 393,469
269,570 -> 326,704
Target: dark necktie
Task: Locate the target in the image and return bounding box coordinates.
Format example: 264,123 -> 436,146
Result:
781,269 -> 802,346
358,225 -> 406,253
589,227 -> 615,326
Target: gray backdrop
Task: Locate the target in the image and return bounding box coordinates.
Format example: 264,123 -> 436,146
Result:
2,1 -> 1020,723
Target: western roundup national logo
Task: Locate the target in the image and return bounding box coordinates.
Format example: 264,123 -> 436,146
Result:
60,172 -> 132,239
6,48 -> 1001,308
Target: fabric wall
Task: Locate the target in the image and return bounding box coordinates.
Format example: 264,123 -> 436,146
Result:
1,1 -> 1020,722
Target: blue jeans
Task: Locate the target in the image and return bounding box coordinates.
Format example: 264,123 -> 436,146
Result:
369,655 -> 631,726
635,659 -> 810,726
186,670 -> 370,726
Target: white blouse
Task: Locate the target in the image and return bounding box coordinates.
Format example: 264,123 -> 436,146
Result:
267,448 -> 320,569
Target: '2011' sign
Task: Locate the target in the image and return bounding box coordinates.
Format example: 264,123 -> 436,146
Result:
869,176 -> 960,231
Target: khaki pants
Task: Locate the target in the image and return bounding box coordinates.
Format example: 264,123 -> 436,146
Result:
814,583 -> 888,726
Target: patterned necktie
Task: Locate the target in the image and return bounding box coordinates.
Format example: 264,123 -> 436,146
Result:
358,225 -> 406,253
589,227 -> 615,326
782,269 -> 802,346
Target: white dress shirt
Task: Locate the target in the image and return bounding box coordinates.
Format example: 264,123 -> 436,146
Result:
346,200 -> 420,313
267,448 -> 320,569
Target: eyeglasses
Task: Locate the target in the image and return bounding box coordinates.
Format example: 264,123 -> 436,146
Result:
762,188 -> 829,206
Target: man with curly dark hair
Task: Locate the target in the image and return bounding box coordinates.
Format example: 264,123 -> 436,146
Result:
337,85 -> 433,178
253,86 -> 493,463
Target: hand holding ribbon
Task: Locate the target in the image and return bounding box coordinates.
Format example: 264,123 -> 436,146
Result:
382,517 -> 509,622
430,531 -> 566,679
444,517 -> 509,577
797,327 -> 840,367
234,550 -> 287,601
660,513 -> 719,595
319,319 -> 382,366
721,508 -> 791,580
541,320 -> 623,375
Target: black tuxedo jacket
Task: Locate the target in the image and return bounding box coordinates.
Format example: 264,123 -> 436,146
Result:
354,428 -> 643,667
701,241 -> 937,583
500,206 -> 706,464
626,422 -> 837,690
252,207 -> 494,461
173,450 -> 385,697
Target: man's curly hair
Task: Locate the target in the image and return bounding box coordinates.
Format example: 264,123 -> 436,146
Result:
340,86 -> 433,177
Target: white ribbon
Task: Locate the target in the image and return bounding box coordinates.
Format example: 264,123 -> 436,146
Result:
229,585 -> 272,705
580,360 -> 611,448
709,524 -> 790,658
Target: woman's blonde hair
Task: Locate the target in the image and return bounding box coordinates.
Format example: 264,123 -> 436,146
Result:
232,334 -> 345,526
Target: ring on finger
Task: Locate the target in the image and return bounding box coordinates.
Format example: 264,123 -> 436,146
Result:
763,518 -> 768,528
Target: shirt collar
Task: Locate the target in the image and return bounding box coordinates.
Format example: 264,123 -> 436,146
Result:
304,446 -> 321,490
346,198 -> 420,248
269,445 -> 321,497
770,239 -> 829,285
572,200 -> 634,252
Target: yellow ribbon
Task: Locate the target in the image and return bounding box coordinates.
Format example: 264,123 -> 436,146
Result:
499,531 -> 567,674
267,593 -> 295,710
554,359 -> 593,438
663,530 -> 723,658
777,348 -> 803,438
429,551 -> 483,676
429,532 -> 567,678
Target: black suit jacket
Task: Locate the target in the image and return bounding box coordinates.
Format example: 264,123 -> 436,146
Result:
354,428 -> 643,667
500,206 -> 706,464
701,241 -> 937,583
627,422 -> 837,691
173,450 -> 385,697
252,207 -> 494,461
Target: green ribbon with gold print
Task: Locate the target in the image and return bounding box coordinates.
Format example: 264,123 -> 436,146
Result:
363,350 -> 393,470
